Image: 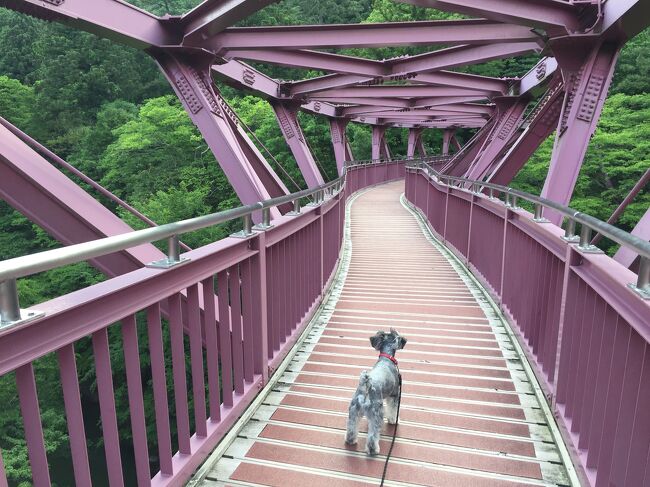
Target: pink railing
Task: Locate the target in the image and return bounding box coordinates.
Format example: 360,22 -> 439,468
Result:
405,164 -> 650,487
0,160 -> 405,487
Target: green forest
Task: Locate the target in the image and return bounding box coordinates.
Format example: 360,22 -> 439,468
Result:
0,0 -> 648,485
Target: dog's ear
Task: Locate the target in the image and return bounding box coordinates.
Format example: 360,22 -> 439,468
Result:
398,336 -> 407,349
370,331 -> 386,350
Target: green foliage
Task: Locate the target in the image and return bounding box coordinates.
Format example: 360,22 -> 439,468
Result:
611,28 -> 650,95
512,93 -> 650,248
0,76 -> 34,129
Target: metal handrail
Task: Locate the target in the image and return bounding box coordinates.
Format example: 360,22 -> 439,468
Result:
0,173 -> 346,284
408,160 -> 650,261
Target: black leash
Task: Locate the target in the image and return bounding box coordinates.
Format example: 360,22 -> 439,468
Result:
379,371 -> 402,487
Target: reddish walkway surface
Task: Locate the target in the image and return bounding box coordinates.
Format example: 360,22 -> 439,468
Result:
200,182 -> 573,486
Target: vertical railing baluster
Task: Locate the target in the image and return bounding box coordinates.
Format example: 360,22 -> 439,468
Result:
168,293 -> 191,454
217,271 -> 234,407
121,314 -> 151,485
92,328 -> 124,486
201,277 -> 222,420
187,284 -> 207,437
240,259 -> 255,382
249,232 -> 268,380
16,363 -> 52,487
146,303 -> 174,474
229,266 -> 245,394
58,344 -> 92,486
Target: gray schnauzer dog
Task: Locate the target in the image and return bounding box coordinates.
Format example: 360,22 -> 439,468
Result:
345,329 -> 407,455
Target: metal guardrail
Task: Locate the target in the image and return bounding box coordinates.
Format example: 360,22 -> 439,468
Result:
345,154 -> 451,167
407,159 -> 650,298
0,170 -> 348,325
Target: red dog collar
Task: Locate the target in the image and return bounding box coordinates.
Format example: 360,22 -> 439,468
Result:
379,353 -> 398,366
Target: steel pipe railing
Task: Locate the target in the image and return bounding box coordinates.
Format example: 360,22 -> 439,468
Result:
407,160 -> 650,262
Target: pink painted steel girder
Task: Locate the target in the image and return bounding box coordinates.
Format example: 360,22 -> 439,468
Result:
486,79 -> 564,185
288,70 -> 508,97
309,85 -> 494,99
271,103 -> 324,188
407,128 -> 426,158
180,0 -> 278,45
463,96 -> 530,181
227,42 -> 541,79
208,19 -> 541,51
329,118 -> 349,175
371,126 -> 391,161
387,42 -> 542,76
541,40 -> 621,225
442,129 -> 455,155
225,49 -> 388,77
614,207 -> 650,269
0,124 -> 164,276
0,0 -> 176,48
395,0 -> 583,32
155,53 -> 288,216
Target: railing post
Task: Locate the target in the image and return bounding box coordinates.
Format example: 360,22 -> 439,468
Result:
562,218 -> 580,243
628,256 -> 650,299
0,279 -> 22,324
253,207 -> 274,231
0,279 -> 44,327
250,232 -> 269,382
288,199 -> 301,216
533,203 -> 549,223
147,235 -> 190,268
577,225 -> 601,253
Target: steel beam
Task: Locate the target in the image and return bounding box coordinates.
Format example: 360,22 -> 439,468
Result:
289,70 -> 508,97
156,53 -> 287,217
407,128 -> 426,158
541,40 -> 621,225
614,208 -> 650,269
372,126 -> 391,161
441,117 -> 497,175
224,49 -> 387,76
271,103 -> 324,188
0,0 -> 175,48
463,96 -> 529,180
389,42 -> 542,76
0,124 -> 164,277
181,0 -> 277,45
394,0 -> 582,32
451,135 -> 462,152
309,85 -> 492,99
329,119 -> 349,175
486,80 -> 564,185
209,20 -> 540,51
211,60 -> 280,98
442,129 -> 454,155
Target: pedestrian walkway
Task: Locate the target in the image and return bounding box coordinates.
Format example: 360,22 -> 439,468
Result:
198,181 -> 574,487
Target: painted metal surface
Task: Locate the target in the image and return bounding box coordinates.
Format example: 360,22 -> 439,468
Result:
0,162 -> 402,487
406,167 -> 650,487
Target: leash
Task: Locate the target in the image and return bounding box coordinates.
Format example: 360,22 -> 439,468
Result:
379,367 -> 402,487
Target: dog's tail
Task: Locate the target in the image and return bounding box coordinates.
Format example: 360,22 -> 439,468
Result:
357,371 -> 372,407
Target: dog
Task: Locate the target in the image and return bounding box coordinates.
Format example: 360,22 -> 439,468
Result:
345,329 -> 407,455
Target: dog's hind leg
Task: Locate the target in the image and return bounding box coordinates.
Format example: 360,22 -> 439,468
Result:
345,396 -> 361,445
365,387 -> 383,456
386,395 -> 399,425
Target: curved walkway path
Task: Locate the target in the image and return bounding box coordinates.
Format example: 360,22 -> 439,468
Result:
198,181 -> 574,487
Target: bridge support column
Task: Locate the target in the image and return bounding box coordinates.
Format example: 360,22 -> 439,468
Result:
372,125 -> 391,161
441,117 -> 497,176
451,134 -> 462,152
329,118 -> 349,175
155,53 -> 288,218
442,129 -> 455,155
463,96 -> 529,181
486,78 -> 564,185
407,128 -> 425,158
271,102 -> 324,188
541,40 -> 622,225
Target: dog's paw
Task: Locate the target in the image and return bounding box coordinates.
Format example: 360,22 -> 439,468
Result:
387,417 -> 397,425
365,444 -> 380,456
345,432 -> 358,445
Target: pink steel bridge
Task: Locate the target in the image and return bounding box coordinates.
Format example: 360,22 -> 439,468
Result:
0,0 -> 648,486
